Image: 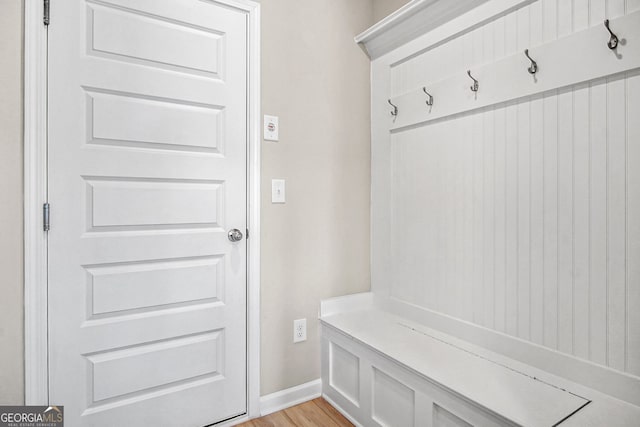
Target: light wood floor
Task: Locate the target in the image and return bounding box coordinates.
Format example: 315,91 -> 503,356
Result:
235,398 -> 354,427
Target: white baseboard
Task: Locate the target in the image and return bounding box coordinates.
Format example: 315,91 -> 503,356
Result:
322,393 -> 363,427
259,379 -> 322,416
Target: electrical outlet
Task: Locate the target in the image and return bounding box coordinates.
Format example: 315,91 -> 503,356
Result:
293,318 -> 307,343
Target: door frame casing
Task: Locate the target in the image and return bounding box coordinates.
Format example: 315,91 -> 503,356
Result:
23,0 -> 262,419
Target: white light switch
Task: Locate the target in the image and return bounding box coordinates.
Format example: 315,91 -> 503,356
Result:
271,179 -> 285,203
264,115 -> 279,141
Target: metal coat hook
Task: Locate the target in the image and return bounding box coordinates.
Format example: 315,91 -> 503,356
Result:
604,19 -> 619,49
388,99 -> 398,116
467,70 -> 479,92
422,87 -> 434,106
524,49 -> 538,74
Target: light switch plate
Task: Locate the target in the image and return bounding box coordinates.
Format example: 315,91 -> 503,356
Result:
264,115 -> 279,141
271,179 -> 285,203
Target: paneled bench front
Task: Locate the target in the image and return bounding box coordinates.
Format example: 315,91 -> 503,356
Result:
320,293 -> 640,427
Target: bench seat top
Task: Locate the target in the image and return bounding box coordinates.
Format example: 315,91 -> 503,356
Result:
322,309 -> 590,426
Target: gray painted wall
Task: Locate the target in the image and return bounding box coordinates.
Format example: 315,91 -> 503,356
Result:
373,0 -> 411,22
260,0 -> 373,394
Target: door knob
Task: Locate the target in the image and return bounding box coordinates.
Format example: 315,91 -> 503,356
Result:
228,228 -> 244,242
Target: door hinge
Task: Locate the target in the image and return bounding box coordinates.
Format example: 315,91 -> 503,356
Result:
43,203 -> 50,231
246,228 -> 249,240
43,0 -> 50,26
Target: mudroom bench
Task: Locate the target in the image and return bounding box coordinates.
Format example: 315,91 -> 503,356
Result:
320,293 -> 640,427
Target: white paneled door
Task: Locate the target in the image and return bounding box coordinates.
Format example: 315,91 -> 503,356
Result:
47,0 -> 248,425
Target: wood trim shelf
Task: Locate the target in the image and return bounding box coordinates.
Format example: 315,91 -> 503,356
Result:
355,0 -> 497,59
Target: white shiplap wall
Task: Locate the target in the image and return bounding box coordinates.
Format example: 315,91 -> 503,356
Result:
386,0 -> 640,377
